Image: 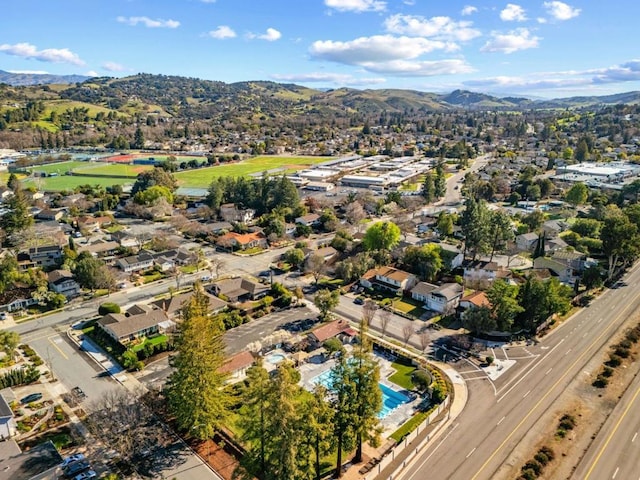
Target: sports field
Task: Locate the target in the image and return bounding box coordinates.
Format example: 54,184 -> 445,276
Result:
27,161 -> 88,175
174,155 -> 333,188
71,162 -> 153,177
22,175 -> 134,191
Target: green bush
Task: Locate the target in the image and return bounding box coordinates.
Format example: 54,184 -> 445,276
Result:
593,376 -> 609,388
625,329 -> 640,343
558,414 -> 576,431
98,302 -> 121,316
0,365 -> 41,389
614,346 -> 630,358
534,452 -> 549,466
522,460 -> 542,476
601,366 -> 614,378
519,469 -> 538,480
606,354 -> 622,367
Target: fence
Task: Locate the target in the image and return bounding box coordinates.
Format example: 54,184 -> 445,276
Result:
362,395 -> 450,480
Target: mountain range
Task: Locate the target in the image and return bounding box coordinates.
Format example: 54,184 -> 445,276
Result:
0,69 -> 92,87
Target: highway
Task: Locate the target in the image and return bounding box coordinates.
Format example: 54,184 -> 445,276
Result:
572,364 -> 640,480
397,262 -> 640,480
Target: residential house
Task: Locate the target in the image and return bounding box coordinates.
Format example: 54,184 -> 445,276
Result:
218,351 -> 255,384
0,393 -> 16,440
36,209 -> 64,221
459,291 -> 491,313
0,287 -> 38,312
77,240 -> 120,258
18,245 -> 63,270
439,242 -> 464,270
360,266 -> 418,294
307,246 -> 338,263
23,191 -> 44,202
219,203 -> 255,223
77,215 -> 112,232
97,308 -> 172,346
411,282 -> 463,314
152,290 -> 227,319
533,257 -> 576,284
295,213 -> 321,227
285,223 -> 297,236
216,231 -> 267,251
47,270 -> 80,298
515,232 -> 539,252
116,251 -> 154,273
542,219 -> 568,238
208,221 -> 233,234
110,230 -> 140,249
210,277 -> 269,302
545,237 -> 569,253
463,261 -> 500,285
308,319 -> 355,349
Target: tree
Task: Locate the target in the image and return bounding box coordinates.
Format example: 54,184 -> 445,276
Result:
313,288 -> 340,320
565,183 -> 588,206
402,325 -> 415,346
6,173 -> 19,190
238,363 -> 270,478
300,385 -> 334,480
165,284 -> 229,440
133,185 -> 174,205
575,138 -> 590,162
133,126 -> 145,149
0,330 -> 19,357
434,161 -> 446,199
436,211 -> 455,237
581,265 -> 603,290
462,306 -> 496,335
488,210 -> 514,261
601,210 -> 640,280
522,209 -> 545,232
345,201 -> 366,229
284,248 -> 305,269
98,302 -> 120,316
329,354 -> 357,478
0,188 -> 34,243
74,253 -> 115,292
305,253 -> 326,285
363,221 -> 401,252
131,167 -> 177,195
461,197 -> 491,260
402,244 -> 442,282
378,308 -> 391,337
422,172 -> 435,203
486,280 -> 523,331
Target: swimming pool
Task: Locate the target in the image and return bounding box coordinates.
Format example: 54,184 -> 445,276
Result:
311,370 -> 411,419
265,352 -> 286,364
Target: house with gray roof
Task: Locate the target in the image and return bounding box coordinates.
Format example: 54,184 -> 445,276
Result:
97,308 -> 172,346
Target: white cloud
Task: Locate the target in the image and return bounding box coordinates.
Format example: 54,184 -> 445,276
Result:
0,42 -> 85,65
360,59 -> 474,76
271,72 -> 386,86
116,16 -> 180,28
86,70 -> 99,77
481,29 -> 540,54
324,0 -> 386,13
543,1 -> 581,21
384,14 -> 481,42
247,28 -> 282,41
200,0 -> 217,3
537,17 -> 547,24
591,59 -> 640,84
102,61 -> 125,72
7,69 -> 49,74
310,35 -> 454,65
207,25 -> 236,39
500,4 -> 527,21
461,5 -> 478,16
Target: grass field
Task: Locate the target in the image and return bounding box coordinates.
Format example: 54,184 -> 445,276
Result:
71,162 -> 153,177
22,175 -> 133,191
27,161 -> 89,174
174,155 -> 333,187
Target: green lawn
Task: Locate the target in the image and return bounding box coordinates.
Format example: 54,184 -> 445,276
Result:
26,161 -> 88,174
71,162 -> 153,177
131,334 -> 168,353
388,361 -> 416,390
22,175 -> 134,191
174,155 -> 333,187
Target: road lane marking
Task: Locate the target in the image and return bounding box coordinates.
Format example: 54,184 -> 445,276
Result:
632,432 -> 637,443
466,448 -> 476,458
613,467 -> 619,479
565,349 -> 572,356
497,416 -> 505,426
407,423 -> 460,479
584,385 -> 640,479
472,284 -> 640,480
545,368 -> 553,375
523,390 -> 531,398
47,335 -> 68,360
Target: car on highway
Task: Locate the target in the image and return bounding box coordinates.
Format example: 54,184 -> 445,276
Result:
60,453 -> 85,468
63,460 -> 91,478
73,470 -> 97,480
20,393 -> 43,404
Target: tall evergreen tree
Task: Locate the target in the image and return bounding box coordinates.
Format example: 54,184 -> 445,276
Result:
165,284 -> 229,441
300,385 -> 335,480
460,197 -> 491,260
238,362 -> 270,479
434,161 -> 446,199
422,172 -> 435,203
0,187 -> 34,243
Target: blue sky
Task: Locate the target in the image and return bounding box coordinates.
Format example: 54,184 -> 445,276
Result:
1,0 -> 639,98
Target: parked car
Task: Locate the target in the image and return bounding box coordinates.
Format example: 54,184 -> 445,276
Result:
72,387 -> 87,399
354,297 -> 364,305
73,470 -> 97,480
60,453 -> 85,468
63,460 -> 91,478
20,393 -> 43,404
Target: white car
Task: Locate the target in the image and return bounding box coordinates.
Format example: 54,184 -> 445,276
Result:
60,453 -> 85,468
74,471 -> 97,480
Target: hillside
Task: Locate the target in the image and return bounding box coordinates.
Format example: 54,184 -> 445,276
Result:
0,69 -> 92,86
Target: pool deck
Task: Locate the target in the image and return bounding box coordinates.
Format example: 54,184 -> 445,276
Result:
298,350 -> 422,434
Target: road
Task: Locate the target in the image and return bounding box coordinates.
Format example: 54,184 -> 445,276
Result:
397,262 -> 640,480
438,154 -> 491,206
572,366 -> 640,480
